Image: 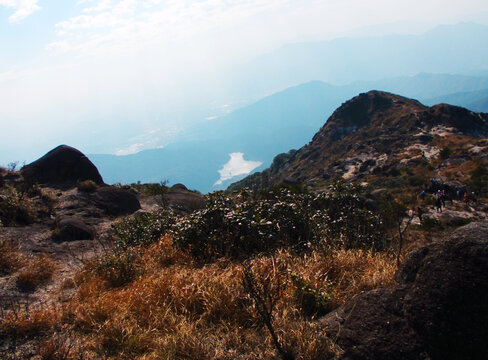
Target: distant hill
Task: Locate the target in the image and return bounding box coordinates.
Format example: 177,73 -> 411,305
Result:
228,22 -> 488,96
91,73 -> 488,193
425,89 -> 488,112
229,91 -> 488,191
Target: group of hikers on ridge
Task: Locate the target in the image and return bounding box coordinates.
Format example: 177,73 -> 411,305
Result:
416,178 -> 476,222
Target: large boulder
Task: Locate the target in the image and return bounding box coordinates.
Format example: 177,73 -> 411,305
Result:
91,187 -> 141,216
161,190 -> 205,215
54,216 -> 95,242
320,221 -> 488,360
21,145 -> 104,186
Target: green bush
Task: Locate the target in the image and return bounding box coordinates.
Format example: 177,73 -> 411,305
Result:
0,186 -> 35,226
313,182 -> 384,250
291,273 -> 334,317
172,188 -> 320,261
172,183 -> 385,261
133,181 -> 170,196
94,250 -> 142,288
467,164 -> 488,196
421,217 -> 443,230
111,209 -> 175,251
439,147 -> 452,160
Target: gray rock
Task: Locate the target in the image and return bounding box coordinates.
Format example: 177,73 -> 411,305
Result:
54,216 -> 95,241
91,187 -> 141,216
320,221 -> 488,360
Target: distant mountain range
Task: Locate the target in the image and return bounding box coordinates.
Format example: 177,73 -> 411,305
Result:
223,22 -> 488,98
424,89 -> 488,112
88,22 -> 488,193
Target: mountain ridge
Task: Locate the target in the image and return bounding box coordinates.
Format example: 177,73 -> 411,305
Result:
229,91 -> 488,191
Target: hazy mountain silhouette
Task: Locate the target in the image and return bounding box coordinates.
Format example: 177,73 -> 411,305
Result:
226,22 -> 488,97
425,89 -> 488,112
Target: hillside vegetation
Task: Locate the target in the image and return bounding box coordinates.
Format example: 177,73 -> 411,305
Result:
1,91 -> 488,359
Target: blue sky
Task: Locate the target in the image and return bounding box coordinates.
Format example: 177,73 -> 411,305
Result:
2,0 -> 488,164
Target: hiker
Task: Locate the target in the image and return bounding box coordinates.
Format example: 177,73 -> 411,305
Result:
417,207 -> 424,222
464,192 -> 469,203
435,192 -> 442,213
419,189 -> 426,200
440,190 -> 446,208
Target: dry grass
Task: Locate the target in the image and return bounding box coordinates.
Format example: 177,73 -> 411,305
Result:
51,237 -> 398,359
0,227 -> 400,359
0,239 -> 25,275
78,180 -> 98,193
0,303 -> 61,338
17,254 -> 57,291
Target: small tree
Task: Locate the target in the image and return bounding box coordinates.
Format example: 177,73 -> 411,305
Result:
241,258 -> 295,360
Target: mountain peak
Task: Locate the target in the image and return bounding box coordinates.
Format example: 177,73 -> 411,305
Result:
230,91 -> 488,191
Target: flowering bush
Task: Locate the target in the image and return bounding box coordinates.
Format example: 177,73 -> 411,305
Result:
108,183 -> 384,263
171,188 -> 318,261
312,182 -> 384,249
110,209 -> 175,251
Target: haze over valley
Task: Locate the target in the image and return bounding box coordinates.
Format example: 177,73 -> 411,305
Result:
2,2 -> 488,192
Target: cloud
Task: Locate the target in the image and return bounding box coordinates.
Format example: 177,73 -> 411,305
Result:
214,152 -> 262,186
0,0 -> 40,23
46,0 -> 295,59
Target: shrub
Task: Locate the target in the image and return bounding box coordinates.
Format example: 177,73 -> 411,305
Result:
172,189 -> 319,261
78,179 -> 97,193
313,182 -> 384,250
0,186 -> 36,226
133,181 -> 169,196
0,240 -> 24,275
467,164 -> 488,196
421,217 -> 443,230
439,147 -> 452,160
17,255 -> 57,291
111,209 -> 175,251
291,273 -> 333,317
93,250 -> 142,288
173,184 -> 386,261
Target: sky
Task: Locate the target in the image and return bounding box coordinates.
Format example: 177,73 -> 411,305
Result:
2,0 -> 488,165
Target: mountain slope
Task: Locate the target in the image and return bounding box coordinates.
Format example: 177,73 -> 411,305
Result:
229,91 -> 488,191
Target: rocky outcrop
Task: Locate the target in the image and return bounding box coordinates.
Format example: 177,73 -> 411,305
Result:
320,221 -> 488,360
54,216 -> 95,242
91,187 -> 141,216
161,190 -> 206,215
230,91 -> 488,191
21,145 -> 104,187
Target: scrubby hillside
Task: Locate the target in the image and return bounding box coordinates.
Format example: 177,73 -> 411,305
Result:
230,91 -> 488,194
1,91 -> 488,359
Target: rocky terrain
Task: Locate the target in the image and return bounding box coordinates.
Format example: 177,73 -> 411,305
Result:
1,92 -> 487,359
0,146 -> 204,312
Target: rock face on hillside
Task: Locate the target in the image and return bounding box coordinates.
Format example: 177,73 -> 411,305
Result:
229,91 -> 488,190
320,221 -> 488,359
21,145 -> 104,186
91,187 -> 141,216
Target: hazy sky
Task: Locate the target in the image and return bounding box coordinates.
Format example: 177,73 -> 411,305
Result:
2,0 -> 488,163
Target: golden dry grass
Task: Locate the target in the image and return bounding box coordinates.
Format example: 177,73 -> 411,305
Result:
0,239 -> 25,274
0,304 -> 61,338
16,254 -> 57,291
50,236 -> 397,359
0,229 -> 400,359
